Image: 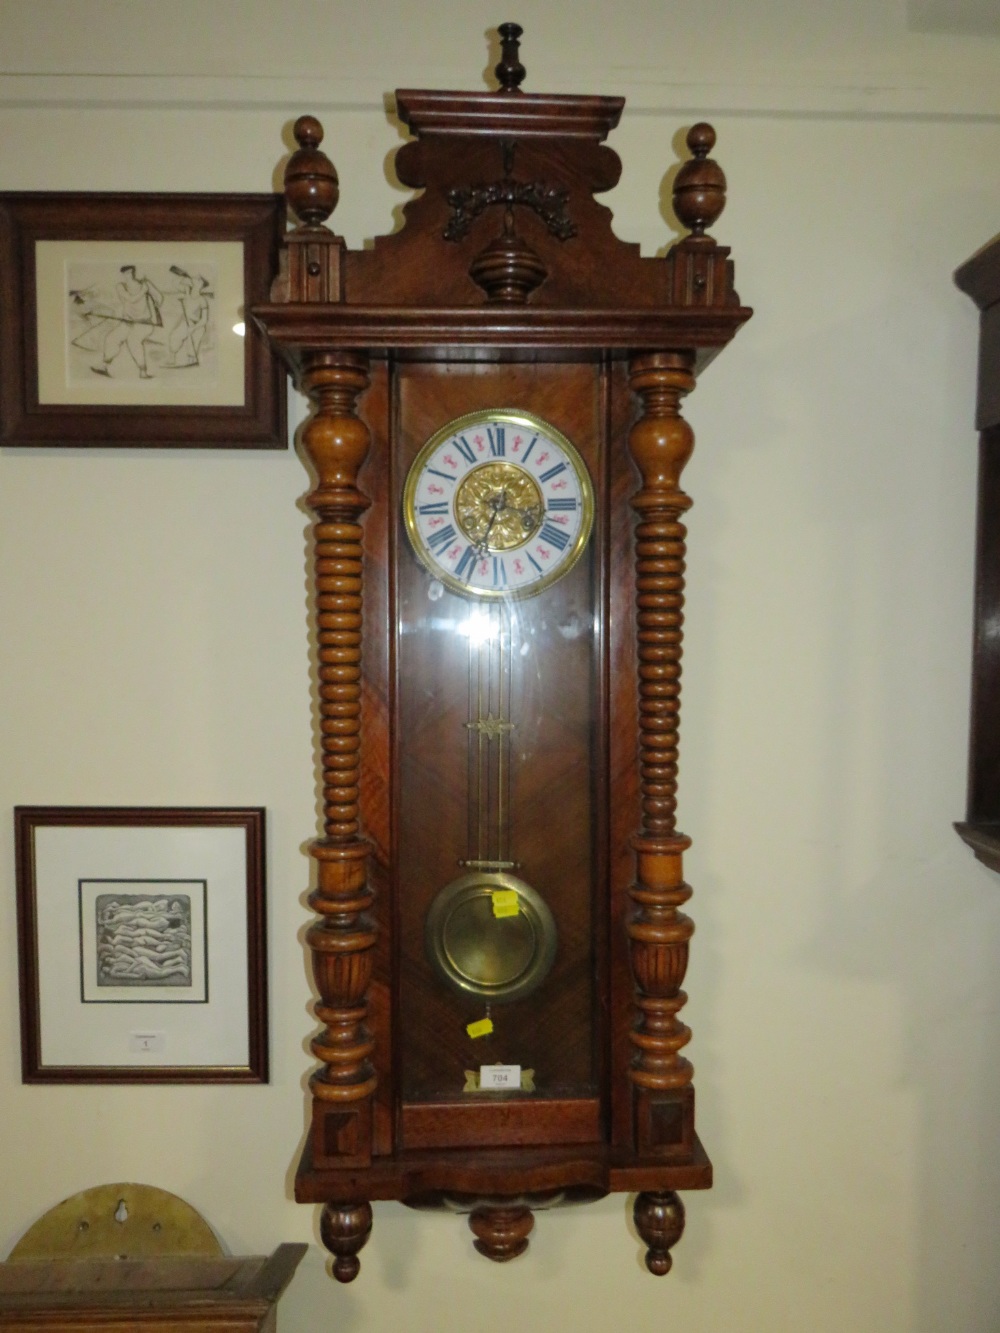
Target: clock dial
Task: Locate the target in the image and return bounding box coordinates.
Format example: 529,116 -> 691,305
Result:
403,409 -> 594,598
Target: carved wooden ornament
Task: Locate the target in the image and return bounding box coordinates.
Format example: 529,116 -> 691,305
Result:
254,22 -> 751,1280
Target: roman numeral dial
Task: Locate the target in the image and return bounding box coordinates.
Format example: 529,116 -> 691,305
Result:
403,409 -> 594,599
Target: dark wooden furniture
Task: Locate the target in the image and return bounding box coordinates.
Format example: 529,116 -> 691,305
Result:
1,1184 -> 304,1332
254,23 -> 751,1280
0,1248 -> 306,1331
955,232 -> 1000,871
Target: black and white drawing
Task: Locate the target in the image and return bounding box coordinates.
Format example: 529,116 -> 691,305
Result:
78,877 -> 209,1005
66,261 -> 218,385
95,892 -> 193,988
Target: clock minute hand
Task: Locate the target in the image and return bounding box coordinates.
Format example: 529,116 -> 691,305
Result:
475,489 -> 508,554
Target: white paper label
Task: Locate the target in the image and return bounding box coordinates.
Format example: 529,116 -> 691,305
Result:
129,1031 -> 166,1054
479,1063 -> 521,1089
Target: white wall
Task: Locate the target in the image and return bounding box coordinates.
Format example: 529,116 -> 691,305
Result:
2,3 -> 999,1330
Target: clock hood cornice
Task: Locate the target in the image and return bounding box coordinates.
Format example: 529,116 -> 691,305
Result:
254,54 -> 751,365
393,88 -> 626,144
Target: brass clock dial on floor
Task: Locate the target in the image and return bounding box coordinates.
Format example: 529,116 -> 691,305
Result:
255,21 -> 751,1283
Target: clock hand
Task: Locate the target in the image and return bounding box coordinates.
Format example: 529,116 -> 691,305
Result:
476,489 -> 509,554
476,510 -> 499,555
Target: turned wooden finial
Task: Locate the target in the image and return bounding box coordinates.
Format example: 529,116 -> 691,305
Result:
634,1191 -> 686,1276
672,123 -> 727,240
468,1204 -> 534,1262
495,22 -> 526,92
320,1202 -> 373,1284
284,115 -> 340,227
469,208 -> 547,302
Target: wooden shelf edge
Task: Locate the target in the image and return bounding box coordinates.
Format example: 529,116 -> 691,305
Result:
0,1245 -> 308,1319
294,1134 -> 712,1203
955,821 -> 1000,874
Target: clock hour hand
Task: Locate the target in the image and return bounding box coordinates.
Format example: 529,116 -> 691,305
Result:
475,489 -> 508,554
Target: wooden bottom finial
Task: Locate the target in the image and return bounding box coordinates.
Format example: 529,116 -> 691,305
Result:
633,1190 -> 685,1275
319,1201 -> 372,1283
468,1204 -> 535,1262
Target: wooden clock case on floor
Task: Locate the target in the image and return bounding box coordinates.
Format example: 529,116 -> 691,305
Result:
254,25 -> 751,1281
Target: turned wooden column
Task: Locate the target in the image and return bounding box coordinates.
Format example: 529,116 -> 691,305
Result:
298,349 -> 376,1281
626,349 -> 698,1272
271,116 -> 376,1283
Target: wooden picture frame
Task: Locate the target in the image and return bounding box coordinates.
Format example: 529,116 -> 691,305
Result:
0,193 -> 286,448
14,806 -> 268,1084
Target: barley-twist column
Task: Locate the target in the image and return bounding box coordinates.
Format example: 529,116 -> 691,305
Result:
627,349 -> 698,1273
298,349 -> 376,1282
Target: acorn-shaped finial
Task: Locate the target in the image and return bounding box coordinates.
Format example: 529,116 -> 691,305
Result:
284,115 -> 339,227
672,123 -> 727,240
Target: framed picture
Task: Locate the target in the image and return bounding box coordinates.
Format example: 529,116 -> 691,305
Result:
14,807 -> 268,1083
0,194 -> 286,448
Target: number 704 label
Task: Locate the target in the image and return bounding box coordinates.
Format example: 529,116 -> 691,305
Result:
479,1063 -> 521,1089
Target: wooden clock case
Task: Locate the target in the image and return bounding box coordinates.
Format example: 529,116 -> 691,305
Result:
254,25 -> 751,1281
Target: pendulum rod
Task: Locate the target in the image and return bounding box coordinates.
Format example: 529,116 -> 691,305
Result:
462,603 -> 515,871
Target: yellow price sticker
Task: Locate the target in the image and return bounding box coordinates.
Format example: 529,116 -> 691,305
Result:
466,1017 -> 494,1039
491,889 -> 520,918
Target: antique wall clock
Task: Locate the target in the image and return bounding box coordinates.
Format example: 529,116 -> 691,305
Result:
254,23 -> 751,1281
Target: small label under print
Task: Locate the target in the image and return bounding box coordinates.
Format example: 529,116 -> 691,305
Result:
128,1031 -> 166,1054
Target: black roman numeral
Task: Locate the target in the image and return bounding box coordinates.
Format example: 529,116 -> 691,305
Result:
427,524 -> 456,553
455,545 -> 477,580
539,521 -> 570,551
454,435 -> 477,465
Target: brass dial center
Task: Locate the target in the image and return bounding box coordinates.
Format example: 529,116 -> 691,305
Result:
454,462 -> 544,552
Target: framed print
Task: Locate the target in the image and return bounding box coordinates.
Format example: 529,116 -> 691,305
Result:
0,194 -> 286,448
14,806 -> 268,1083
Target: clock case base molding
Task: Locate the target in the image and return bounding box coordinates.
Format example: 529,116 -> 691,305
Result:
254,25 -> 750,1280
299,1134 -> 711,1272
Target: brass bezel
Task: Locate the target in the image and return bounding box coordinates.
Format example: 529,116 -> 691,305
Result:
425,870 -> 558,1004
403,408 -> 595,599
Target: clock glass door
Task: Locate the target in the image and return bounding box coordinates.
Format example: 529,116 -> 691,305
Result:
394,361 -> 607,1151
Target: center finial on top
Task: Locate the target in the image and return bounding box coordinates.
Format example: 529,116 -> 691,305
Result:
495,22 -> 526,92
